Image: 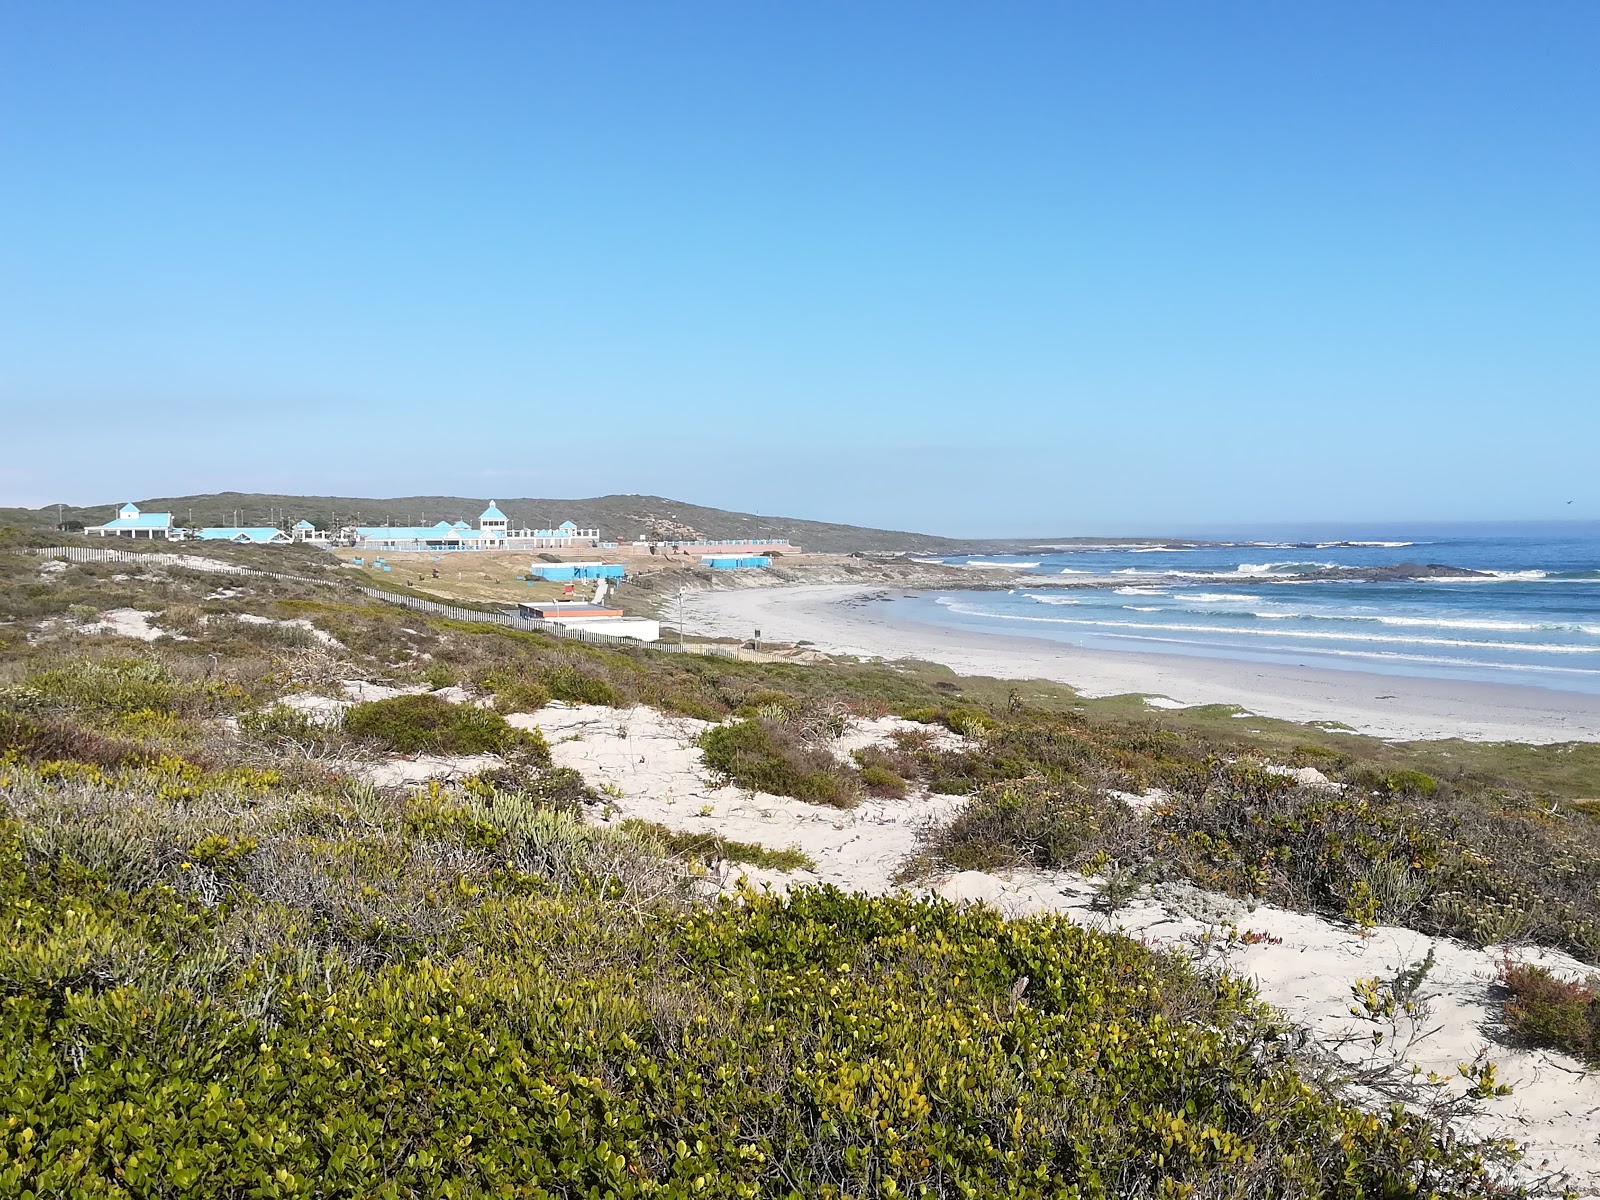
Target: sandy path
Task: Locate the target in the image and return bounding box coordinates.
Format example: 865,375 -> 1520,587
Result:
682,584 -> 1600,743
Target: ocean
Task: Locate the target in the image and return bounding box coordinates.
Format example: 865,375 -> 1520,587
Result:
899,524 -> 1600,695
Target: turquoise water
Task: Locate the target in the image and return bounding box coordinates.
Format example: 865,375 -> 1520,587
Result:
901,524 -> 1600,694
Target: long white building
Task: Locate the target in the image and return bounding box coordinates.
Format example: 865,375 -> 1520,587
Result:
344,503 -> 603,552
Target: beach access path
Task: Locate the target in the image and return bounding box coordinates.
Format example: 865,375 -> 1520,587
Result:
681,583 -> 1600,743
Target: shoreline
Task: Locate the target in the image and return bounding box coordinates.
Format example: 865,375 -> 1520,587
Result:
681,583 -> 1600,743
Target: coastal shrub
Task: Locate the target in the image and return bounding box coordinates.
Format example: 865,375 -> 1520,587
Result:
0,761 -> 1503,1199
422,661 -> 458,690
733,687 -> 800,719
1346,766 -> 1442,798
858,763 -> 908,798
9,655 -> 178,718
1501,962 -> 1600,1065
0,709 -> 150,770
540,663 -> 626,707
238,702 -> 346,756
853,741 -> 918,798
487,675 -> 552,714
621,819 -> 816,872
344,693 -> 522,755
932,779 -> 1141,873
522,764 -> 596,807
698,718 -> 859,808
646,688 -> 726,721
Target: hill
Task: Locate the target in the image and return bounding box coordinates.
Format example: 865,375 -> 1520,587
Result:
3,492 -> 999,554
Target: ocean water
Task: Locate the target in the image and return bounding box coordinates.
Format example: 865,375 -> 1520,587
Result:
901,525 -> 1600,694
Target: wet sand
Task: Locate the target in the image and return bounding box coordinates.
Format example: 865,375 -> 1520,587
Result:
682,583 -> 1600,742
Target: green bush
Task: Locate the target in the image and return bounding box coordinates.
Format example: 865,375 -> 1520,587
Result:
933,779 -> 1137,872
345,693 -> 524,756
422,662 -> 458,690
621,820 -> 816,872
858,763 -> 908,798
9,656 -> 178,718
1347,766 -> 1441,797
0,710 -> 149,770
0,773 -> 1501,1199
491,678 -> 553,714
540,664 -> 625,707
699,718 -> 859,808
1502,963 -> 1600,1064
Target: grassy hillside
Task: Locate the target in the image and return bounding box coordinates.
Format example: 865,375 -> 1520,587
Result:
2,492 -> 984,554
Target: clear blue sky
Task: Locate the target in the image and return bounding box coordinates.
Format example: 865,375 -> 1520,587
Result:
2,2 -> 1596,536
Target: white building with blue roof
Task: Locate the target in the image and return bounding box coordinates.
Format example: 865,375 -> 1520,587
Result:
194,526 -> 294,545
87,503 -> 179,540
343,503 -> 601,552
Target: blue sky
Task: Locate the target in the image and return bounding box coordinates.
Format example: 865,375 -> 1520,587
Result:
2,2 -> 1596,536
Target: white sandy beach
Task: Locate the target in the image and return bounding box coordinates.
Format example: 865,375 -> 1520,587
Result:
681,583 -> 1600,743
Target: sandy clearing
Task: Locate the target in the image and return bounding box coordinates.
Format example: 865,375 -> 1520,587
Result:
682,584 -> 1600,743
340,680 -> 428,703
76,608 -> 173,642
362,753 -> 504,788
507,704 -> 965,894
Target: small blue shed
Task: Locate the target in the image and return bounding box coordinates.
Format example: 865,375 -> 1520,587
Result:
701,555 -> 771,569
527,562 -> 626,582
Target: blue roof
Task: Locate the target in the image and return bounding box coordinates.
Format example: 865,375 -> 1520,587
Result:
558,520 -> 577,530
352,525 -> 484,540
481,503 -> 507,521
292,520 -> 315,530
100,513 -> 173,530
196,527 -> 290,543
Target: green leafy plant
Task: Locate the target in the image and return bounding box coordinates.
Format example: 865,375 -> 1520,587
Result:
698,718 -> 859,808
344,693 -> 528,756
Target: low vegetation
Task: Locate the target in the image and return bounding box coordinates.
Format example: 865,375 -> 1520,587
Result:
919,733 -> 1600,961
0,755 -> 1500,1197
344,692 -> 540,758
1501,962 -> 1600,1065
621,819 -> 817,872
3,545 -> 1600,1188
698,716 -> 859,808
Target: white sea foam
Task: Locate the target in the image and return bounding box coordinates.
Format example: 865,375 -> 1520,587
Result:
1083,632 -> 1600,677
1371,615 -> 1548,632
1113,587 -> 1169,596
1124,606 -> 1162,612
1023,594 -> 1082,606
934,604 -> 1600,655
1175,592 -> 1258,604
962,560 -> 1039,569
1315,541 -> 1415,549
1235,561 -> 1339,575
